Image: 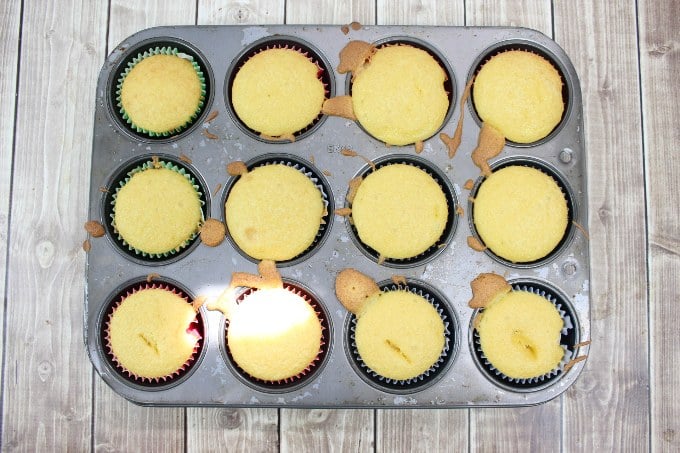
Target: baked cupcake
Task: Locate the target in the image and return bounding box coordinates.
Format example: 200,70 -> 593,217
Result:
473,50 -> 564,143
469,273 -> 567,381
231,47 -> 326,138
351,44 -> 449,146
472,165 -> 568,263
117,47 -> 205,136
226,286 -> 324,382
335,269 -> 448,383
350,163 -> 448,260
225,162 -> 325,262
111,159 -> 204,258
106,284 -> 201,382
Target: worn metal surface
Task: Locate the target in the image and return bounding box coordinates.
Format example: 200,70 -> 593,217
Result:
85,25 -> 589,407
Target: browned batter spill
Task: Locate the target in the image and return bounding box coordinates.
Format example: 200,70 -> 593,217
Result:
337,40 -> 376,75
391,275 -> 407,286
340,148 -> 376,171
322,96 -> 357,120
334,207 -> 352,217
467,236 -> 486,252
227,161 -> 248,176
151,155 -> 161,168
572,220 -> 590,241
202,129 -> 218,140
260,132 -> 296,142
200,218 -> 226,247
440,77 -> 474,158
414,141 -> 424,154
471,123 -> 505,176
146,273 -> 160,283
463,179 -> 474,190
563,354 -> 588,372
468,272 -> 511,309
82,239 -> 91,252
205,110 -> 219,123
456,205 -> 464,216
346,175 -> 364,204
84,220 -> 105,238
179,153 -> 192,164
212,183 -> 222,196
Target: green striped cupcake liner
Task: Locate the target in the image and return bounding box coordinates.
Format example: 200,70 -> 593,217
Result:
110,159 -> 205,259
116,46 -> 206,137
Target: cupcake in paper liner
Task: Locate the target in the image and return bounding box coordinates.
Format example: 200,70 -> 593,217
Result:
116,46 -> 206,137
230,44 -> 328,139
224,158 -> 329,263
225,284 -> 327,386
104,283 -> 202,384
469,273 -> 575,388
335,269 -> 452,389
347,157 -> 455,266
110,158 -> 205,259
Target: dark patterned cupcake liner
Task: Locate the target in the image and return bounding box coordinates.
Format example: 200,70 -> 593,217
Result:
224,282 -> 330,392
346,154 -> 458,268
347,281 -> 456,392
222,155 -> 333,266
468,157 -> 575,268
115,46 -> 206,137
110,158 -> 205,259
471,282 -> 577,391
227,39 -> 332,142
104,282 -> 203,386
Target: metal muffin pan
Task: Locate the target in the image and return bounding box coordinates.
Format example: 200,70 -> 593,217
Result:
85,25 -> 590,407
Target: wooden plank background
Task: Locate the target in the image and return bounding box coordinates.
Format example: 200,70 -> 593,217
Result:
1,0 -> 678,451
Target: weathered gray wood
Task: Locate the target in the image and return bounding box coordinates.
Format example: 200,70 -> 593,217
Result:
377,0 -> 463,25
286,0 -> 374,24
639,0 -> 680,450
554,0 -> 650,451
198,0 -> 284,24
0,0 -> 21,378
92,2 -> 197,451
462,2 -> 561,452
1,0 -> 107,450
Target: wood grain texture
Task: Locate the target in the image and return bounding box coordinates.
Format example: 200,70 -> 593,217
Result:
280,409 -> 374,452
198,0 -> 284,25
554,0 -> 650,451
108,0 -> 197,50
92,2 -> 197,451
0,0 -> 106,450
464,2 -> 560,452
286,0 -> 375,24
639,0 -> 680,450
0,0 -> 21,375
376,0 -> 463,26
373,3 -> 469,452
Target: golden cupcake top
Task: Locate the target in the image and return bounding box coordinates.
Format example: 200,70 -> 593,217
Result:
349,163 -> 448,260
112,162 -> 203,256
468,273 -> 564,380
225,163 -> 325,262
118,49 -> 204,135
335,269 -> 446,381
210,260 -> 322,382
472,165 -> 568,263
323,41 -> 449,149
107,286 -> 200,380
473,50 -> 564,143
231,48 -> 326,138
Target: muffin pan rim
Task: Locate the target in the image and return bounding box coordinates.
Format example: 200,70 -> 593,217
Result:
86,24 -> 590,408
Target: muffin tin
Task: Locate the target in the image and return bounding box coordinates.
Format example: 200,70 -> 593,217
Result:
85,25 -> 590,407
